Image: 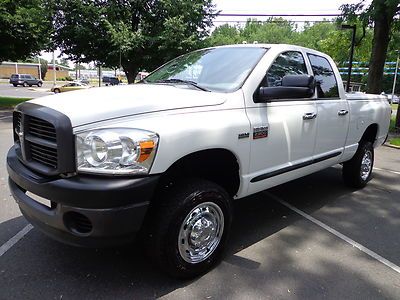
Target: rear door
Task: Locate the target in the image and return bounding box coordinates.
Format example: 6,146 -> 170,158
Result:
307,53 -> 349,163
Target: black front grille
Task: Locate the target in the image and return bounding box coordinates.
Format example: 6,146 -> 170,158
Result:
13,103 -> 75,176
26,116 -> 58,168
13,111 -> 22,142
15,112 -> 22,133
29,142 -> 58,168
28,116 -> 57,142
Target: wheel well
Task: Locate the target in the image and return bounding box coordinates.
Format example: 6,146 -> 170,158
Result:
158,149 -> 240,197
360,124 -> 378,144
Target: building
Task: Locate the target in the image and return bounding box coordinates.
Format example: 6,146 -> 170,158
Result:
45,64 -> 72,81
1,62 -> 72,81
0,62 -> 40,79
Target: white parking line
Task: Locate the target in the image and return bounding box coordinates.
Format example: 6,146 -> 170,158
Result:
374,167 -> 400,176
0,224 -> 33,257
265,192 -> 400,275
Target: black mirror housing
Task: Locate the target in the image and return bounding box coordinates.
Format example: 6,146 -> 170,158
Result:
255,74 -> 315,103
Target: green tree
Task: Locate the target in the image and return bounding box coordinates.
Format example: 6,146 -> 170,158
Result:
340,0 -> 400,94
53,0 -> 216,83
0,0 -> 52,62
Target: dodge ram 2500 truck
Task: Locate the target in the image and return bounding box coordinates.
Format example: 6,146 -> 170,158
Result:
7,44 -> 391,278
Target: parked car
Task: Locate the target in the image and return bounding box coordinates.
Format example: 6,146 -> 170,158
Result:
387,94 -> 399,104
51,82 -> 90,93
9,74 -> 42,87
74,78 -> 90,85
7,44 -> 391,278
102,76 -> 120,86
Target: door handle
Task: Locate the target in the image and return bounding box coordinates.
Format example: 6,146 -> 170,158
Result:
303,112 -> 317,120
338,109 -> 349,116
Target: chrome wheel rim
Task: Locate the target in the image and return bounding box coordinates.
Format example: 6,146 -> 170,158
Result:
360,150 -> 372,181
178,201 -> 224,264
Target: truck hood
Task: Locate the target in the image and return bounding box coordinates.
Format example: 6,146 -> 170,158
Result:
30,84 -> 226,127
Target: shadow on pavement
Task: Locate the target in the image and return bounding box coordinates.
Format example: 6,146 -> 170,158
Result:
0,167 -> 399,299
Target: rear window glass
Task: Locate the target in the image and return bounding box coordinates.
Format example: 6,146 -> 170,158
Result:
307,54 -> 339,98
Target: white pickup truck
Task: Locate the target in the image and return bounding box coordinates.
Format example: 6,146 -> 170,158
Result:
7,44 -> 391,278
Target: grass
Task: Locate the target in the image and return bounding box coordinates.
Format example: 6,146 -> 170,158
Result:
389,137 -> 400,146
392,103 -> 398,111
0,96 -> 32,108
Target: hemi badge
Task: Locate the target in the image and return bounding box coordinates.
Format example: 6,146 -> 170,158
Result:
253,126 -> 268,139
238,132 -> 250,139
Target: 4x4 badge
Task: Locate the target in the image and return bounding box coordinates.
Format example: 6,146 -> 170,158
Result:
253,126 -> 268,139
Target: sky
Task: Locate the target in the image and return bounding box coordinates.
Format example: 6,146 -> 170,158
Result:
41,0 -> 370,65
213,0 -> 370,24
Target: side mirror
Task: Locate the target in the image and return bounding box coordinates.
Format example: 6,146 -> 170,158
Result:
255,75 -> 315,103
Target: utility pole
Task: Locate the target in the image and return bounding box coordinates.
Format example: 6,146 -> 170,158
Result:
38,57 -> 42,80
98,64 -> 102,87
394,50 -> 400,130
52,51 -> 56,86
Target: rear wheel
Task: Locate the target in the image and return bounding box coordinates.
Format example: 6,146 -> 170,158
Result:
12,84 -> 17,87
53,88 -> 60,93
144,179 -> 232,278
37,82 -> 42,87
343,141 -> 374,188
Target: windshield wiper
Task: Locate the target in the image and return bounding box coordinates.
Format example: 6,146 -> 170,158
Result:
154,78 -> 210,91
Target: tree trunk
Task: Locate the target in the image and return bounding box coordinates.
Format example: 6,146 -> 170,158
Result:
123,63 -> 139,84
366,14 -> 391,94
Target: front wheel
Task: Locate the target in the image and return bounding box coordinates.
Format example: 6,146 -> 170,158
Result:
342,141 -> 374,188
53,88 -> 60,93
22,82 -> 28,87
144,179 -> 232,278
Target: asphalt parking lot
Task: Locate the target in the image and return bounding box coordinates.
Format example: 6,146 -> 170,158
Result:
0,112 -> 400,299
0,82 -> 54,98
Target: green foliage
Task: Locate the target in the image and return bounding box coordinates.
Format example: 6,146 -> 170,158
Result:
389,138 -> 400,146
0,97 -> 32,108
340,0 -> 400,94
207,19 -> 374,66
40,59 -> 48,79
0,0 -> 52,62
207,18 -> 297,46
53,0 -> 216,82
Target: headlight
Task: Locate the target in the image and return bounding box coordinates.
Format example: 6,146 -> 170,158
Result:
76,128 -> 158,175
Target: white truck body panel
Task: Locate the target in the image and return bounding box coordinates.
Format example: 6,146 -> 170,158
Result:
27,44 -> 391,199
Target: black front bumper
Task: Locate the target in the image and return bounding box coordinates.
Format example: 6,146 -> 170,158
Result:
7,146 -> 160,247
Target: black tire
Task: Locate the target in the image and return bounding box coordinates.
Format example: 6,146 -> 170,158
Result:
37,82 -> 42,87
28,85 -> 32,87
22,82 -> 28,87
144,179 -> 232,279
12,84 -> 17,87
342,141 -> 374,188
53,88 -> 60,94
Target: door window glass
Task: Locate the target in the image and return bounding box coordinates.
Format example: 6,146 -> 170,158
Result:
264,51 -> 308,87
307,54 -> 339,98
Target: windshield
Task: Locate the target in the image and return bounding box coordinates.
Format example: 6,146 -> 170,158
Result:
144,47 -> 268,93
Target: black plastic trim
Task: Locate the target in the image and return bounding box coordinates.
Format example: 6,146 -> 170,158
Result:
7,146 -> 160,247
14,102 -> 75,176
250,151 -> 342,183
7,146 -> 160,209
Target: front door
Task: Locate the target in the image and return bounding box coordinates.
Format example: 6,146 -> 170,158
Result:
246,50 -> 317,195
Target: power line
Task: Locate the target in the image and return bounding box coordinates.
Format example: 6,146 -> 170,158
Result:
217,13 -> 341,17
213,20 -> 335,23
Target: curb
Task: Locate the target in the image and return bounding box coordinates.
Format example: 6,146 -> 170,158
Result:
384,143 -> 400,149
